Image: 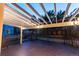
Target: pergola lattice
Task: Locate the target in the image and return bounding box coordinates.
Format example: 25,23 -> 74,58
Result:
4,3 -> 79,29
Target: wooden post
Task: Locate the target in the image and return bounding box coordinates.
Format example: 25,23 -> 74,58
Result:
20,27 -> 23,45
0,3 -> 4,55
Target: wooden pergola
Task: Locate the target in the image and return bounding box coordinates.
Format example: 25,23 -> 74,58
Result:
0,3 -> 79,54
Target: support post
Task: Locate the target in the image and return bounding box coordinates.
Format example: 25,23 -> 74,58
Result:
20,26 -> 23,45
0,3 -> 4,55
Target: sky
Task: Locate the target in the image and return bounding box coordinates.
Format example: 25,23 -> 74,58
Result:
7,3 -> 79,18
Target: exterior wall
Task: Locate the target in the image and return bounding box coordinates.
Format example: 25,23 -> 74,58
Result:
2,25 -> 21,48
3,25 -> 14,38
24,26 -> 79,47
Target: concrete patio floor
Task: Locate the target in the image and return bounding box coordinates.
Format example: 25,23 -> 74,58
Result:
1,40 -> 79,56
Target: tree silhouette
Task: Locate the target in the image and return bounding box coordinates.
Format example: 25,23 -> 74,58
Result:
42,10 -> 65,23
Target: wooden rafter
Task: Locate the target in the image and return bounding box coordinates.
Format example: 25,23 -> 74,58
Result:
54,3 -> 57,23
5,8 -> 38,26
5,4 -> 38,25
11,3 -> 42,25
62,3 -> 71,22
39,3 -> 52,24
26,3 -> 48,24
69,8 -> 79,21
4,11 -> 36,26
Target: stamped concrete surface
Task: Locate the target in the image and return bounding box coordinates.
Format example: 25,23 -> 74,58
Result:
1,40 -> 79,56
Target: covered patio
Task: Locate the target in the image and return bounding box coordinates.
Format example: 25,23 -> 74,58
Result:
0,3 -> 79,56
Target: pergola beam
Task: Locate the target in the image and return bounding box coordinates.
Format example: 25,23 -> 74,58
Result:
4,18 -> 32,29
0,4 -> 4,55
4,15 -> 35,29
39,3 -> 52,24
5,8 -> 37,26
11,3 -> 42,25
69,8 -> 79,21
26,3 -> 48,24
4,11 -> 35,26
4,18 -> 22,27
4,21 -> 32,29
5,4 -> 38,26
11,3 -> 32,17
28,21 -> 79,29
4,14 -> 31,27
54,3 -> 57,23
62,3 -> 71,22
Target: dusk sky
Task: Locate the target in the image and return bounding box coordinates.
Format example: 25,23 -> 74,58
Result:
7,3 -> 79,18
